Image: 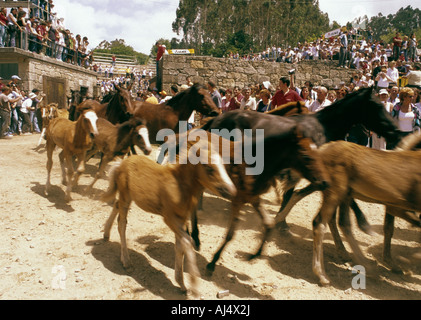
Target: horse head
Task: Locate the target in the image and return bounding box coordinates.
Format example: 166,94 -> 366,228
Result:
188,83 -> 221,117
128,117 -> 152,155
358,87 -> 401,147
108,85 -> 134,122
76,105 -> 99,140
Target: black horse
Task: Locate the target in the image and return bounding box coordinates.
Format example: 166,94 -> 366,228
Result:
195,87 -> 402,273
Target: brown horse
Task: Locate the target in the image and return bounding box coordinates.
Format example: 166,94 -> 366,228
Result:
37,103 -> 60,147
45,105 -> 99,202
275,137 -> 421,285
101,134 -> 236,297
131,83 -> 221,144
73,85 -> 134,125
86,117 -> 152,190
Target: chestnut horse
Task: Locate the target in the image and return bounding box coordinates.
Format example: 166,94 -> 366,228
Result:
102,134 -> 236,297
45,105 -> 99,202
131,83 -> 221,144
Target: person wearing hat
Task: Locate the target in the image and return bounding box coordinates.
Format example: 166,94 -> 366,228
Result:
159,90 -> 171,103
20,92 -> 38,134
8,75 -> 21,88
372,89 -> 393,150
403,63 -> 421,90
0,86 -> 23,138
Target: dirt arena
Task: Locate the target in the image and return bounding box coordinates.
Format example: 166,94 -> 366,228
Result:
1,134 -> 421,300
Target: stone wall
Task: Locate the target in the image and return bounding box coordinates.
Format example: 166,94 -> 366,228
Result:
161,54 -> 354,92
0,47 -> 98,104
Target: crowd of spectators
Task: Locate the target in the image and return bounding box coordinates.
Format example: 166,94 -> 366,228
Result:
0,0 -> 94,68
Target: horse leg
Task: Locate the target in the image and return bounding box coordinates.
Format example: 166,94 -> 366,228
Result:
37,127 -> 46,147
58,150 -> 67,186
351,199 -> 376,236
248,199 -> 275,260
87,154 -> 111,191
45,139 -> 55,195
190,207 -> 201,251
383,209 -> 403,273
206,200 -> 242,275
117,197 -> 133,270
104,200 -> 119,241
275,183 -> 319,227
72,152 -> 87,186
277,187 -> 295,232
64,152 -> 75,202
328,208 -> 350,262
338,195 -> 371,269
173,227 -> 200,297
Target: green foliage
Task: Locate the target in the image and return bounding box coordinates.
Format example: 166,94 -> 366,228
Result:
170,0 -> 330,57
94,39 -> 149,65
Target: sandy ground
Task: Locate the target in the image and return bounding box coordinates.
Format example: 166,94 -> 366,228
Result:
1,133 -> 421,301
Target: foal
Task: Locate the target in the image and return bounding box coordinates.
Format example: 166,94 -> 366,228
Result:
37,103 -> 59,147
101,134 -> 236,297
86,117 -> 152,190
275,138 -> 421,285
45,105 -> 99,202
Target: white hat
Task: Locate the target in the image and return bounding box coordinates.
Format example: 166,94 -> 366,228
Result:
379,89 -> 389,95
11,75 -> 21,80
29,93 -> 37,99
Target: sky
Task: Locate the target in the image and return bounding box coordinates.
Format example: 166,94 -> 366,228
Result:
53,0 -> 420,55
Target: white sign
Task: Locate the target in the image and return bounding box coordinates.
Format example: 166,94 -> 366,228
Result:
168,49 -> 195,55
324,28 -> 341,39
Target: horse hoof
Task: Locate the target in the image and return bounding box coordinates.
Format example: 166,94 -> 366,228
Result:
205,263 -> 215,276
318,275 -> 331,286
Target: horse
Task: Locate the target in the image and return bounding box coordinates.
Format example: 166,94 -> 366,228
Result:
45,105 -> 99,202
270,87 -> 402,233
171,113 -> 330,274
68,89 -> 84,121
85,117 -> 152,190
101,133 -> 236,297
131,83 -> 221,144
273,137 -> 421,285
73,85 -> 134,125
37,103 -> 60,147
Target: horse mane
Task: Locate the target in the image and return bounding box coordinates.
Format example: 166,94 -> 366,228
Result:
395,132 -> 421,151
268,101 -> 309,116
165,83 -> 203,110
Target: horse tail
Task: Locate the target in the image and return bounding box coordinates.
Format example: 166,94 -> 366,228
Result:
101,161 -> 122,203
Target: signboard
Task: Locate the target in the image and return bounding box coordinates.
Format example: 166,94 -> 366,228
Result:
324,28 -> 341,39
168,49 -> 195,55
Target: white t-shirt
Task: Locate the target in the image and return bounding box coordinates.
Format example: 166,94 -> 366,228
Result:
21,98 -> 33,113
308,99 -> 331,112
398,110 -> 414,132
240,97 -> 257,111
387,67 -> 399,84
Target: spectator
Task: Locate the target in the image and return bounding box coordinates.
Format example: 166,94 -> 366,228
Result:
372,89 -> 393,150
36,20 -> 48,54
375,65 -> 393,91
240,87 -> 256,111
207,81 -> 222,109
308,86 -> 331,112
386,61 -> 399,86
404,63 -> 421,89
392,32 -> 402,61
271,76 -> 303,108
299,86 -> 314,108
20,92 -> 38,134
221,88 -> 232,113
408,33 -> 418,62
155,41 -> 165,76
0,86 -> 22,139
7,8 -> 21,47
159,90 -> 171,103
388,86 -> 400,105
0,8 -> 7,48
327,90 -> 337,103
338,30 -> 348,68
256,89 -> 271,112
228,86 -> 243,111
16,9 -> 26,49
391,87 -> 421,137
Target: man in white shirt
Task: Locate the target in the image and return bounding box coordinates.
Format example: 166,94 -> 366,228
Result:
308,86 -> 331,112
240,87 -> 256,111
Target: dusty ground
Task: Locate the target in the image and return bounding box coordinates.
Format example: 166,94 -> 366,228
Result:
1,134 -> 421,301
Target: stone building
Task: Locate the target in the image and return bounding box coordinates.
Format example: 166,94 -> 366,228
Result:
0,47 -> 98,107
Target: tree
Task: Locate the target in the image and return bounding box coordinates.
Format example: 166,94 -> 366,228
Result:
94,39 -> 149,65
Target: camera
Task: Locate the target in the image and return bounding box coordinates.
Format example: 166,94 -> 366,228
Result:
288,69 -> 296,75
